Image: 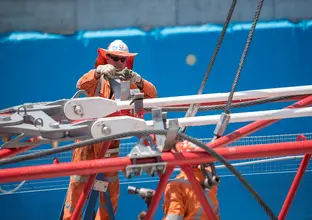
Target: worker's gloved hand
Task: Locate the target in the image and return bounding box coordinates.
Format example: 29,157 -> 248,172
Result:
121,67 -> 142,83
137,211 -> 147,220
96,64 -> 117,80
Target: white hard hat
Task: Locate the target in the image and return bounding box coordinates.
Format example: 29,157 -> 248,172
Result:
103,39 -> 138,57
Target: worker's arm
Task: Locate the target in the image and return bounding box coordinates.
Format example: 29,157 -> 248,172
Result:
162,183 -> 185,220
77,67 -> 158,99
131,78 -> 158,99
76,69 -> 99,96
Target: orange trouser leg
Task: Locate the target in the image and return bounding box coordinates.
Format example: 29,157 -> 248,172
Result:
63,143 -> 120,220
63,146 -> 96,220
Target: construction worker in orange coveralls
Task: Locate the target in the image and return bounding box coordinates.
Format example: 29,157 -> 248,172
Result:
63,39 -> 158,220
138,140 -> 220,220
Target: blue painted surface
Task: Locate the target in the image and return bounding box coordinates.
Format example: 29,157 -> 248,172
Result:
0,20 -> 312,219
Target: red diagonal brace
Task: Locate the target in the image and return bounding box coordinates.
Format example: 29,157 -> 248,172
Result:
181,165 -> 217,220
144,167 -> 174,220
278,135 -> 311,220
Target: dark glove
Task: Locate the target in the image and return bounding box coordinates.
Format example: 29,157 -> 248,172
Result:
120,67 -> 142,83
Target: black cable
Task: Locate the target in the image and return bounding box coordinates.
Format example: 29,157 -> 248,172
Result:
224,0 -> 264,114
180,0 -> 237,133
0,129 -> 277,219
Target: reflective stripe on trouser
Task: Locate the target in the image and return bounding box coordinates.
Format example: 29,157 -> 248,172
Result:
166,178 -> 219,220
63,172 -> 120,220
164,214 -> 184,220
63,144 -> 120,220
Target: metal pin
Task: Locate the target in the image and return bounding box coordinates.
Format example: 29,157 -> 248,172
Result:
49,122 -> 60,128
102,125 -> 111,135
73,105 -> 84,116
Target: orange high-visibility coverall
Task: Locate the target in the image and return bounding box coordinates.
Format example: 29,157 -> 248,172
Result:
63,48 -> 157,220
162,141 -> 220,220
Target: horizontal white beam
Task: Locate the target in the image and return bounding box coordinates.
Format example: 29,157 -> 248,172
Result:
145,107 -> 312,127
64,85 -> 312,120
91,107 -> 312,139
117,85 -> 312,109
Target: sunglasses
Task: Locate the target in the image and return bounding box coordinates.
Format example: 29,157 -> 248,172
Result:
106,54 -> 127,63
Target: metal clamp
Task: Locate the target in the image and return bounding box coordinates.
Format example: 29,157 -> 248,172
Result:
124,162 -> 167,178
130,92 -> 144,117
163,119 -> 179,152
0,107 -> 92,148
152,108 -> 166,151
109,78 -> 131,101
213,112 -> 231,139
123,136 -> 166,178
128,136 -> 161,159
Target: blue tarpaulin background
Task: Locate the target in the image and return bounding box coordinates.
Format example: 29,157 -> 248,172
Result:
0,20 -> 311,219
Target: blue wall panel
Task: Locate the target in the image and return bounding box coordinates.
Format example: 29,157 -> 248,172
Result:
0,20 -> 312,220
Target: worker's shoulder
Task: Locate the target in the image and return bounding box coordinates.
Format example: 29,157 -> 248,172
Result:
82,69 -> 96,78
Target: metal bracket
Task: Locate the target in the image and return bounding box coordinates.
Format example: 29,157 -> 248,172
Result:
90,116 -> 148,139
163,119 -> 179,152
124,162 -> 167,178
162,112 -> 167,129
152,108 -> 166,151
109,78 -> 121,101
93,180 -> 109,193
63,97 -> 118,120
128,136 -> 161,159
0,108 -> 92,148
120,81 -> 131,101
108,78 -> 132,101
130,93 -> 144,117
123,136 -> 166,178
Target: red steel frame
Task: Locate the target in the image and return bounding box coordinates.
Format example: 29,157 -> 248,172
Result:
0,95 -> 311,220
278,135 -> 311,220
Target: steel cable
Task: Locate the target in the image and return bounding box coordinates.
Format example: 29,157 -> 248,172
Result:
180,0 -> 238,133
144,95 -> 300,112
224,0 -> 264,114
